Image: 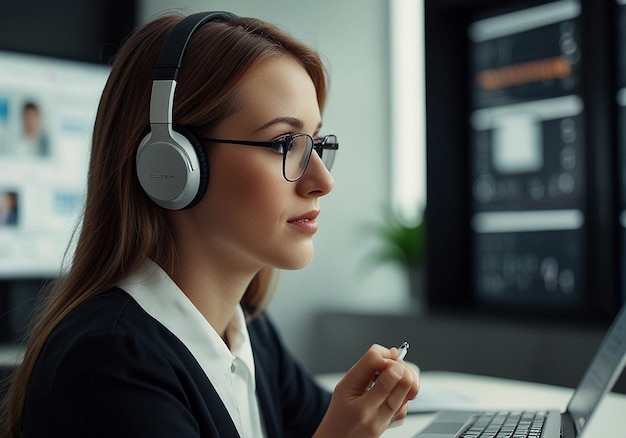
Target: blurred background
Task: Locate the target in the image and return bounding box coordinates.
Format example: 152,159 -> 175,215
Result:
1,0 -> 625,393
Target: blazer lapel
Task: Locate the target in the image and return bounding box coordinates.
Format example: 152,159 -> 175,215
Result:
255,358 -> 282,438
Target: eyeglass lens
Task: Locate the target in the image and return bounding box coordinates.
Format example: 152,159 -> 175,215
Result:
283,135 -> 337,181
284,135 -> 312,181
320,135 -> 337,171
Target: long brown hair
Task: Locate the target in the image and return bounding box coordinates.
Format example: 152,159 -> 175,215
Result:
1,13 -> 327,436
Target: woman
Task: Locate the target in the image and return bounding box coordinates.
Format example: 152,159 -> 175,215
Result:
2,12 -> 418,437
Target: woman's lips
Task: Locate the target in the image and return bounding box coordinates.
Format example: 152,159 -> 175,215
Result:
287,211 -> 319,234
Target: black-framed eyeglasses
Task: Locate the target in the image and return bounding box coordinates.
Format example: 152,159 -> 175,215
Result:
201,134 -> 338,182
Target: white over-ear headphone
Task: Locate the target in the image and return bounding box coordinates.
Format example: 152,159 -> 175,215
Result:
136,11 -> 237,210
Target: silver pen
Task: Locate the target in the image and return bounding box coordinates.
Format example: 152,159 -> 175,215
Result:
397,341 -> 409,361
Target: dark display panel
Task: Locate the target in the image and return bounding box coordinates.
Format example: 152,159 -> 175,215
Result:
468,0 -> 587,310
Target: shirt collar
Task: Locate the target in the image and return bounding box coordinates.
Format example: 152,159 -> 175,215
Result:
116,259 -> 256,384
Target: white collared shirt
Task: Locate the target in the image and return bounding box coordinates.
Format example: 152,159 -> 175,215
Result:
117,260 -> 266,438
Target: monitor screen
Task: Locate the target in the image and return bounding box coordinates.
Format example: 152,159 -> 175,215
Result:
0,50 -> 109,278
467,0 -> 586,310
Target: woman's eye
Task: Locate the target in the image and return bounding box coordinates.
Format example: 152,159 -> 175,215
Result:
271,135 -> 292,154
270,142 -> 286,154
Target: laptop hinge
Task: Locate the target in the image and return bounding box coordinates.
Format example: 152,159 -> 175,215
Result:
560,412 -> 577,438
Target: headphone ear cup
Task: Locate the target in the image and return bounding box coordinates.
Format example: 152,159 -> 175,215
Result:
136,126 -> 209,210
175,126 -> 209,209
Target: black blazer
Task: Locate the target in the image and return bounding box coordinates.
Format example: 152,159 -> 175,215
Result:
22,288 -> 331,437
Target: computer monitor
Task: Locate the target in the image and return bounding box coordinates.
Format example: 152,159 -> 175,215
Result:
425,0 -> 620,321
0,50 -> 109,279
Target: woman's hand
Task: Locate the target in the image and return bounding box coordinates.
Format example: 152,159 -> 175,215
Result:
313,344 -> 420,438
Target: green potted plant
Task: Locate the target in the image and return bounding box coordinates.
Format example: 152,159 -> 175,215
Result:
363,206 -> 427,307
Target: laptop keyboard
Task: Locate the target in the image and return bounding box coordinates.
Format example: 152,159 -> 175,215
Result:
459,411 -> 547,438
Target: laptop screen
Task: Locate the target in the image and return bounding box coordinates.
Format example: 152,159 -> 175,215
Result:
567,305 -> 626,433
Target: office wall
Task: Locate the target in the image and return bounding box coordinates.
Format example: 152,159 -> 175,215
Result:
139,0 -> 410,370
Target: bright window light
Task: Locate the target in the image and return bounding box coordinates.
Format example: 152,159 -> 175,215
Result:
390,0 -> 426,223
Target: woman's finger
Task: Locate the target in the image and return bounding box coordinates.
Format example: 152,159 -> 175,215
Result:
366,361 -> 409,413
336,344 -> 393,396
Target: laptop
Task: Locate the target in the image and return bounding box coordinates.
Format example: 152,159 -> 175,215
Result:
413,304 -> 626,438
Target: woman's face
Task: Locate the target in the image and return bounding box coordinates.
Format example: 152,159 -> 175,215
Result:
181,55 -> 334,272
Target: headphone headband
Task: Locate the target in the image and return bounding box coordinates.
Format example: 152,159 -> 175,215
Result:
154,11 -> 237,81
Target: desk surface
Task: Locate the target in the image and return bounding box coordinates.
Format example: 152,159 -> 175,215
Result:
315,371 -> 626,437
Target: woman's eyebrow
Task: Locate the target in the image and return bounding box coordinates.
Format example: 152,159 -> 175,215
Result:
254,117 -> 323,133
254,116 -> 304,132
